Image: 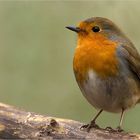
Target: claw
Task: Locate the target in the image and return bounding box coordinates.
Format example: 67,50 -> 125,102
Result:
105,126 -> 124,133
80,124 -> 89,129
80,122 -> 100,132
105,126 -> 114,131
116,126 -> 124,132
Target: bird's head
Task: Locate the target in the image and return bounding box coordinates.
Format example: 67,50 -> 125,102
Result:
66,17 -> 125,43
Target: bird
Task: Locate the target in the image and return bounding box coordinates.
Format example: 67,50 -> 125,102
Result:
66,17 -> 140,132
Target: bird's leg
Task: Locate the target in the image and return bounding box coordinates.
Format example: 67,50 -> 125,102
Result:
116,109 -> 125,132
105,109 -> 125,132
81,109 -> 103,132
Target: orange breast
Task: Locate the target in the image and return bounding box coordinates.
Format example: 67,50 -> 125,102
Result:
73,34 -> 119,83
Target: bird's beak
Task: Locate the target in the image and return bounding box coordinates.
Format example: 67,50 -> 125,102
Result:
66,26 -> 81,33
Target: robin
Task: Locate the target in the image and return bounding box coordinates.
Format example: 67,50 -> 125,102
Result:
66,17 -> 140,132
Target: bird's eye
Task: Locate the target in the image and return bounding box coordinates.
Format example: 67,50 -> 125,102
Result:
92,26 -> 100,32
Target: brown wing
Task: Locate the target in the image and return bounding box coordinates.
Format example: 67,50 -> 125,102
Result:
120,44 -> 140,79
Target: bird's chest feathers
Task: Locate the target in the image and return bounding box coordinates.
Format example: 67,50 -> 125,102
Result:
73,37 -> 119,82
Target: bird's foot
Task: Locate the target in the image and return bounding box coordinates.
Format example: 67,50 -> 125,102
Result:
105,126 -> 124,133
105,126 -> 116,132
80,122 -> 100,132
116,126 -> 124,132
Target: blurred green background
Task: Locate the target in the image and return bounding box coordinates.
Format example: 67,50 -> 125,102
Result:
0,0 -> 140,132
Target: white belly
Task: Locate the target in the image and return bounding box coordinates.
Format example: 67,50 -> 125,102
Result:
78,70 -> 140,113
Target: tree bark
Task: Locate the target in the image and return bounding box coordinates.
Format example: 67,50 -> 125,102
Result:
0,103 -> 139,139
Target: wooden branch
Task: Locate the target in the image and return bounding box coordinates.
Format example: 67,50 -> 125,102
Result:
0,103 -> 139,139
